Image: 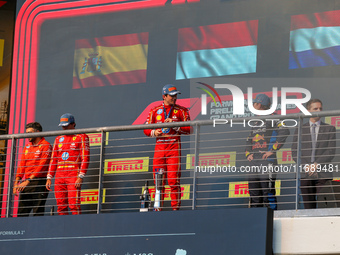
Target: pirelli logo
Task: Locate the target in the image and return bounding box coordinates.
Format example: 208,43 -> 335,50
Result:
186,152 -> 236,169
277,149 -> 294,165
325,116 -> 340,130
87,132 -> 109,147
104,157 -> 149,174
81,189 -> 106,204
144,184 -> 190,201
228,181 -> 281,198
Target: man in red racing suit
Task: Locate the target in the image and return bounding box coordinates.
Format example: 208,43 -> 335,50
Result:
144,84 -> 192,210
46,113 -> 90,215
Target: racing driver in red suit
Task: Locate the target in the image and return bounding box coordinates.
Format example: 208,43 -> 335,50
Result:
46,113 -> 90,215
144,84 -> 192,211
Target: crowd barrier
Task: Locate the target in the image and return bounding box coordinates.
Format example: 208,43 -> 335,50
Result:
1,110 -> 340,217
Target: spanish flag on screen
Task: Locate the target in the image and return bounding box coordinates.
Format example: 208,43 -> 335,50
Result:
73,32 -> 148,89
289,10 -> 340,69
176,20 -> 258,80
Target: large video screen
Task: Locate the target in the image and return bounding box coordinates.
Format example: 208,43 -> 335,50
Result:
73,32 -> 149,88
289,9 -> 340,69
10,0 -> 340,133
176,20 -> 258,79
6,0 -> 340,214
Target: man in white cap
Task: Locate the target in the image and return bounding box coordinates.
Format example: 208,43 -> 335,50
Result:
46,113 -> 90,215
144,84 -> 192,211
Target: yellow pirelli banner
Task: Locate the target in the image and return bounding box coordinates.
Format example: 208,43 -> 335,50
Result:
87,132 -> 109,147
143,184 -> 191,201
81,189 -> 106,204
186,152 -> 236,169
228,181 -> 281,198
277,148 -> 294,165
104,157 -> 149,174
325,116 -> 340,130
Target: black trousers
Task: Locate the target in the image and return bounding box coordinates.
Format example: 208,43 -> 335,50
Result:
248,172 -> 276,208
300,179 -> 336,209
17,179 -> 49,217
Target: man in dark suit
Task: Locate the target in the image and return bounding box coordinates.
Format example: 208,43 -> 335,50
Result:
292,99 -> 336,209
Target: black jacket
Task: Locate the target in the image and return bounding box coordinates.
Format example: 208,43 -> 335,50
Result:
292,121 -> 336,178
245,118 -> 290,164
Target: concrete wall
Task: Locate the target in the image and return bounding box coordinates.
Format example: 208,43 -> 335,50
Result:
274,209 -> 340,255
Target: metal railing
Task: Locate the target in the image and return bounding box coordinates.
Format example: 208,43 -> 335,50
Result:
1,110 -> 340,217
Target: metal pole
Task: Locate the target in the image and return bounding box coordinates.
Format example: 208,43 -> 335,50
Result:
192,124 -> 200,210
6,138 -> 16,218
97,131 -> 106,214
295,117 -> 303,210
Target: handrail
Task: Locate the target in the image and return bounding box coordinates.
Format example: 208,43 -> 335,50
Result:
1,109 -> 340,216
0,110 -> 339,140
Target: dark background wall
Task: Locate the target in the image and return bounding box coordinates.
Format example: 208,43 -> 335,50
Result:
9,0 -> 340,213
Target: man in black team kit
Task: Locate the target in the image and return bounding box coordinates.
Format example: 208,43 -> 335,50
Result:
245,94 -> 290,209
